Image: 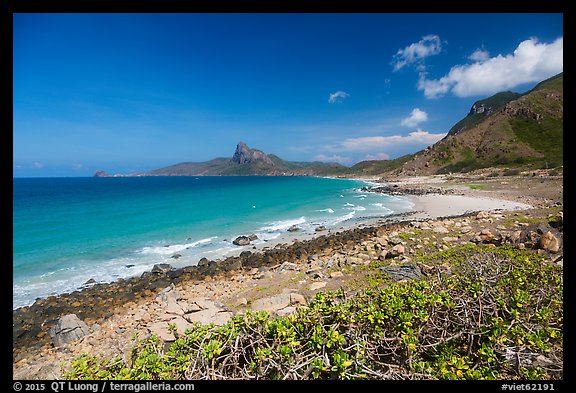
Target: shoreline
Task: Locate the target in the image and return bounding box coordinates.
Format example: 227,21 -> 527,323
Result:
12,180 -> 531,313
13,171 -> 563,379
12,176 -> 401,310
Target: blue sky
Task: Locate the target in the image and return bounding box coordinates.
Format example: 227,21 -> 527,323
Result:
13,13 -> 563,177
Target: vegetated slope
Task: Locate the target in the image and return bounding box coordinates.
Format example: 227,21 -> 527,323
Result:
346,154 -> 414,176
111,142 -> 348,177
391,72 -> 563,176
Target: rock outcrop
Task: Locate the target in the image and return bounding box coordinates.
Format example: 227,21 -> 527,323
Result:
48,314 -> 91,347
93,170 -> 111,177
232,141 -> 274,166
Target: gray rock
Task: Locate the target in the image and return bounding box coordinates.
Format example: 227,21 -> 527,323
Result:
279,262 -> 298,272
432,226 -> 449,234
251,294 -> 292,313
148,317 -> 192,342
442,236 -> 459,243
156,284 -> 181,304
183,298 -> 232,326
309,282 -> 327,291
251,292 -> 307,316
152,263 -> 172,274
276,306 -> 297,317
381,263 -> 422,281
290,293 -> 307,306
49,314 -> 91,347
233,236 -> 251,246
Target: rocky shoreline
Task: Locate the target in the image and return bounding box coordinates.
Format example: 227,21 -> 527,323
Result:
13,171 -> 563,379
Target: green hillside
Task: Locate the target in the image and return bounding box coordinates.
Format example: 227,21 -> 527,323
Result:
447,91 -> 522,136
393,72 -> 563,176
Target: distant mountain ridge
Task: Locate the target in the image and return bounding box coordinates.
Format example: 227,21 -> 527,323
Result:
94,73 -> 563,178
95,142 -> 347,177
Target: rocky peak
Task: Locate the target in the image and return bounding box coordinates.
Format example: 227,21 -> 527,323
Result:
469,103 -> 493,116
232,142 -> 274,165
93,170 -> 111,177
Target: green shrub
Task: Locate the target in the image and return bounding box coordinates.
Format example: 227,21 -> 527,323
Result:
65,245 -> 562,380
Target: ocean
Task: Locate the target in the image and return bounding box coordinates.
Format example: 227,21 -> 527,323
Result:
13,176 -> 414,309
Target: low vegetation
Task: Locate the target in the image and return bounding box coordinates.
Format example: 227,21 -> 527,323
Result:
64,244 -> 562,380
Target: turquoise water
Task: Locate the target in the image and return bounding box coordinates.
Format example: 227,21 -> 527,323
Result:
13,176 -> 414,309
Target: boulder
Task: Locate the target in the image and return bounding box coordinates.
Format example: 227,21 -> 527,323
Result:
380,263 -> 422,281
251,293 -> 307,316
251,294 -> 291,313
148,317 -> 192,342
549,211 -> 563,229
182,298 -> 232,326
290,293 -> 307,306
387,244 -> 406,258
432,226 -> 449,234
233,236 -> 251,246
156,283 -> 181,303
279,262 -> 297,272
49,314 -> 91,347
476,211 -> 491,219
539,231 -> 560,253
276,307 -> 297,317
309,282 -> 327,291
151,263 -> 172,274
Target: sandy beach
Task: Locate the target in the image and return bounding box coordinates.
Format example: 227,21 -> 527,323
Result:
406,194 -> 532,220
12,170 -> 563,380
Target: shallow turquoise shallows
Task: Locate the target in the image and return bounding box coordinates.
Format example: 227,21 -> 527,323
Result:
13,176 -> 414,309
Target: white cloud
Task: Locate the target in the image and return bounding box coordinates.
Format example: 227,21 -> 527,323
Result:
363,152 -> 391,161
419,37 -> 563,99
313,154 -> 352,164
469,48 -> 490,62
338,129 -> 446,152
392,35 -> 443,71
328,91 -> 350,104
312,129 -> 447,164
34,161 -> 44,169
401,108 -> 428,128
